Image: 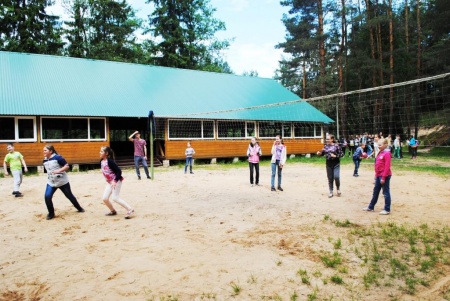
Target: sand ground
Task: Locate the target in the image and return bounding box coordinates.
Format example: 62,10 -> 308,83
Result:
0,160 -> 449,300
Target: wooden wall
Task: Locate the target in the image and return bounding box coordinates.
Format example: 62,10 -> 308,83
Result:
165,138 -> 324,160
1,142 -> 107,166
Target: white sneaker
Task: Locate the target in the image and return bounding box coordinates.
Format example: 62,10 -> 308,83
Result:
251,184 -> 254,187
362,207 -> 374,212
379,210 -> 390,215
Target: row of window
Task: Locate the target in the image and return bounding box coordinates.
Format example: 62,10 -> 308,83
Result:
168,120 -> 322,139
0,117 -> 106,142
0,117 -> 322,142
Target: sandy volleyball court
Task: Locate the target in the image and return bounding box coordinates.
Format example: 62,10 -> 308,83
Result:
0,161 -> 449,300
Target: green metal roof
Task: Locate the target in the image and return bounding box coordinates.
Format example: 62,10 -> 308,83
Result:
0,51 -> 333,123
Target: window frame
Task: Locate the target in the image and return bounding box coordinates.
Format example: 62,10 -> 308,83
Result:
40,117 -> 106,141
0,116 -> 37,142
293,122 -> 323,138
217,120 -> 255,140
167,119 -> 215,140
258,121 -> 292,139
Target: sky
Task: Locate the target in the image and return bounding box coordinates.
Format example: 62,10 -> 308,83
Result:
48,0 -> 289,78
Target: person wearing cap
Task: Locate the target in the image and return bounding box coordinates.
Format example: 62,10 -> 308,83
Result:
128,131 -> 150,180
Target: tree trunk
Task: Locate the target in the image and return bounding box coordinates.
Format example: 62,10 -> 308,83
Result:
389,0 -> 394,134
415,0 -> 421,137
318,0 -> 326,96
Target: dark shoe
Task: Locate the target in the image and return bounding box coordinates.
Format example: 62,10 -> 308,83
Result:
190,172 -> 194,174
105,211 -> 117,216
147,176 -> 151,179
138,176 -> 141,180
46,214 -> 55,220
12,191 -> 18,195
78,208 -> 85,213
353,174 -> 359,177
15,192 -> 23,197
271,187 -> 276,192
277,187 -> 283,191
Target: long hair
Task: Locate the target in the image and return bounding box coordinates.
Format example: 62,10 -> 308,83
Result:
101,146 -> 115,161
44,144 -> 58,155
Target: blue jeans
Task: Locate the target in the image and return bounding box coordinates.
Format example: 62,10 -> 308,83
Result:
368,175 -> 392,212
271,160 -> 282,188
134,156 -> 149,177
45,182 -> 83,216
185,157 -> 193,173
353,158 -> 361,175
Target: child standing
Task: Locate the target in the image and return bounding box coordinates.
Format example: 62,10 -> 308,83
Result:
317,134 -> 344,197
363,138 -> 393,215
247,137 -> 262,187
352,142 -> 366,177
271,135 -> 287,191
185,142 -> 195,174
3,143 -> 28,197
100,146 -> 134,219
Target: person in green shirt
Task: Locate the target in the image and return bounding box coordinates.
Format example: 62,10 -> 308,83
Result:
3,143 -> 28,197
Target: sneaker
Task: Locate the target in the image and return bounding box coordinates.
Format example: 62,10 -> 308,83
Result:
328,193 -> 333,198
277,187 -> 283,191
353,174 -> 359,177
15,192 -> 23,197
190,172 -> 194,174
147,176 -> 151,179
379,210 -> 390,215
271,187 -> 276,192
105,211 -> 117,216
138,176 -> 141,180
125,209 -> 135,219
78,208 -> 85,213
12,191 -> 18,195
362,207 -> 374,212
337,190 -> 341,197
251,184 -> 254,187
46,214 -> 55,220
255,183 -> 260,186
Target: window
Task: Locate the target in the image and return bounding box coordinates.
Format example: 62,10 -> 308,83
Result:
294,123 -> 321,137
0,117 -> 36,142
259,121 -> 291,138
168,120 -> 214,139
203,121 -> 214,138
217,121 -> 244,138
41,117 -> 106,141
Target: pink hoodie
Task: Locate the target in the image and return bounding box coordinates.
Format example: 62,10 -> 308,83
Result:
375,149 -> 392,181
247,143 -> 262,163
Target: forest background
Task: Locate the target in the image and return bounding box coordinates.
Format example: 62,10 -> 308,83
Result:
1,0 -> 449,141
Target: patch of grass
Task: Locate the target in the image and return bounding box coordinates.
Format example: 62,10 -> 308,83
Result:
297,269 -> 311,285
290,290 -> 298,301
334,238 -> 342,250
229,282 -> 241,296
330,274 -> 344,284
307,287 -> 319,301
321,251 -> 342,268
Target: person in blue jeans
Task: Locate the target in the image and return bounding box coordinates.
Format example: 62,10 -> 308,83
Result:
363,138 -> 392,215
270,135 -> 287,191
128,131 -> 150,180
42,144 -> 85,220
185,142 -> 195,174
352,142 -> 365,177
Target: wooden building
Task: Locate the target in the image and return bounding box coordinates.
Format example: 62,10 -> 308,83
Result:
0,51 -> 333,167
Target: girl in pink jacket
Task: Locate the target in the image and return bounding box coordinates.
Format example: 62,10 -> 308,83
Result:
247,137 -> 262,187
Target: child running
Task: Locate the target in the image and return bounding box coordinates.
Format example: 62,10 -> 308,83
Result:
100,146 -> 134,219
3,143 -> 28,197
